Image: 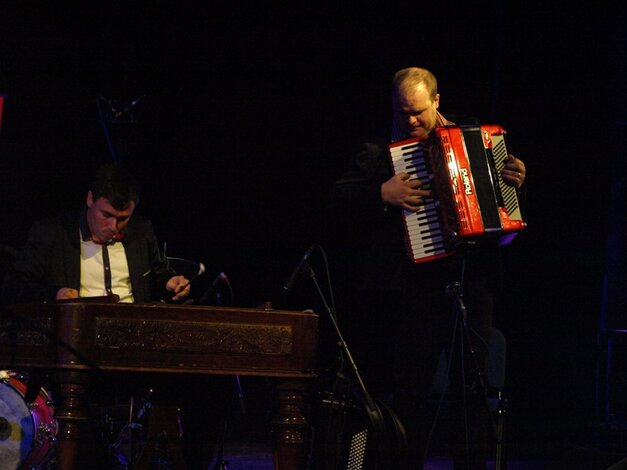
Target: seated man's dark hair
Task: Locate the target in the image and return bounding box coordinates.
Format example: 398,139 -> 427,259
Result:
90,164 -> 141,210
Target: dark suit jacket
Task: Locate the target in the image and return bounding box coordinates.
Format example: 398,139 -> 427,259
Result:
2,209 -> 175,304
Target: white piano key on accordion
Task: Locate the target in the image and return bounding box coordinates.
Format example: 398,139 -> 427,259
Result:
410,240 -> 447,256
404,209 -> 446,257
406,207 -> 439,227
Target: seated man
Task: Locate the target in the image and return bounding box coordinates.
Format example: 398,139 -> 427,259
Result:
0,164 -> 221,468
2,163 -> 190,304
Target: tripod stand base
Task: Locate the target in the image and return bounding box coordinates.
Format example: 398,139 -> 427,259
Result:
134,406 -> 187,470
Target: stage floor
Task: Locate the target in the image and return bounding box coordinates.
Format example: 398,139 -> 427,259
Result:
220,439 -> 548,470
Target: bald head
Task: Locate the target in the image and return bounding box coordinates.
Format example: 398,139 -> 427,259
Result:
392,67 -> 438,100
392,67 -> 440,139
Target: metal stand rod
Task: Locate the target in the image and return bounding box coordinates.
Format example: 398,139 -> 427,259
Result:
445,247 -> 503,469
210,417 -> 230,470
304,263 -> 401,467
305,264 -> 378,414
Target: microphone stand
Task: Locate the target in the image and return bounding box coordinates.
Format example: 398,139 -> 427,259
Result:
443,242 -> 501,470
211,279 -> 240,470
303,262 -> 399,468
96,94 -> 145,168
305,263 -> 370,405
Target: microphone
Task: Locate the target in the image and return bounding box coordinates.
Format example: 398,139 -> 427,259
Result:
210,271 -> 228,288
130,94 -> 146,107
198,272 -> 229,305
282,246 -> 315,294
195,262 -> 206,277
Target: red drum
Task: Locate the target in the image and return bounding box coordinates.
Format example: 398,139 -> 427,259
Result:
0,371 -> 58,469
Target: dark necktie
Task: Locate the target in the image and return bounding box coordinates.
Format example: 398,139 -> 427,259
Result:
101,243 -> 113,296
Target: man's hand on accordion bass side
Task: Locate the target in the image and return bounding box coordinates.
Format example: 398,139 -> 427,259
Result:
501,154 -> 526,189
381,173 -> 432,211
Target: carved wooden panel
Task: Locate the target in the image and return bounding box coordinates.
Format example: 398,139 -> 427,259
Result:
94,317 -> 294,355
0,317 -> 53,346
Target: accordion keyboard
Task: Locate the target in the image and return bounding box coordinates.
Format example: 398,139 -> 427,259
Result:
389,139 -> 449,262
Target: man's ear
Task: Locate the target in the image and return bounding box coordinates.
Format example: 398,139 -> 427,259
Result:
86,191 -> 94,208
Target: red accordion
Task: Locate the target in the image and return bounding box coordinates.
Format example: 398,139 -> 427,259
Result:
388,124 -> 526,264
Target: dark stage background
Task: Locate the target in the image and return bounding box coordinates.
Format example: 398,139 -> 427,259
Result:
1,2 -> 625,463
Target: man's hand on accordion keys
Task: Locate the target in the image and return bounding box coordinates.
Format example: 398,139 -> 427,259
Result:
381,173 -> 432,211
501,154 -> 526,189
